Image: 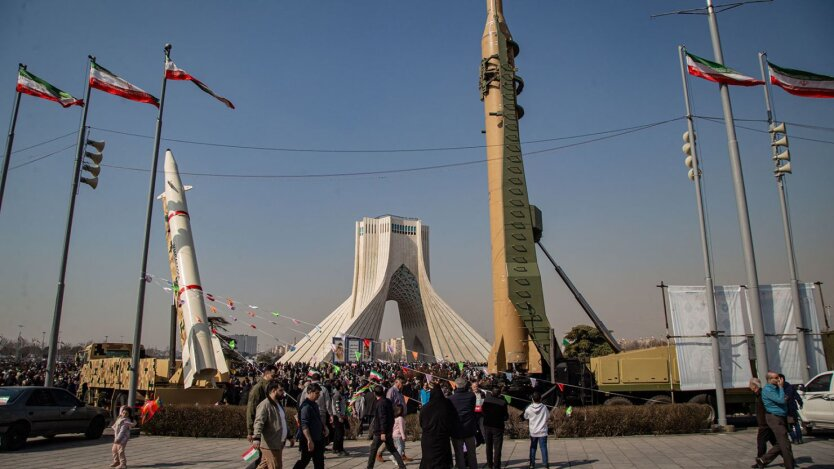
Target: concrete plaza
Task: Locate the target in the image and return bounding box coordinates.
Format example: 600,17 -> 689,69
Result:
3,429 -> 833,468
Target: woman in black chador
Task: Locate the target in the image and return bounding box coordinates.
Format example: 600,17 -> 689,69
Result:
419,384 -> 455,469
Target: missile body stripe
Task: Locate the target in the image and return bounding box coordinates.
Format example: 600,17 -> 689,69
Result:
176,284 -> 203,299
168,210 -> 190,222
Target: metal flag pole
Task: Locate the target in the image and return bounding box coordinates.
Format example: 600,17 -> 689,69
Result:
678,45 -> 726,427
704,0 -> 768,378
758,52 -> 809,383
0,64 -> 25,215
128,44 -> 170,407
45,56 -> 94,387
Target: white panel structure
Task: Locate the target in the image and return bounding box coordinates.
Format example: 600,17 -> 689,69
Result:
278,215 -> 490,363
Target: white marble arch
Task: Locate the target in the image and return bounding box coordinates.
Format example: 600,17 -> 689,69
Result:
278,215 -> 490,364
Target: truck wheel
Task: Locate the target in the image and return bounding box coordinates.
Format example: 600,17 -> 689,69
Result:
1,422 -> 29,451
688,394 -> 715,424
85,416 -> 106,439
647,395 -> 672,405
603,396 -> 632,406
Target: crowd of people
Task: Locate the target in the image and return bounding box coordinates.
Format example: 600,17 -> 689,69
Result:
0,357 -> 81,393
243,363 -> 552,469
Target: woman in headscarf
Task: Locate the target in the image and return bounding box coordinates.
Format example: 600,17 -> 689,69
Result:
419,384 -> 455,469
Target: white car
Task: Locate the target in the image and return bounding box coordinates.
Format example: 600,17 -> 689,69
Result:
798,371 -> 834,433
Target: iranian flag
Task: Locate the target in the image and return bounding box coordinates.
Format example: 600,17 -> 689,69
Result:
16,69 -> 83,107
165,60 -> 235,109
686,52 -> 764,87
768,61 -> 834,98
90,61 -> 159,106
241,446 -> 259,463
369,370 -> 383,381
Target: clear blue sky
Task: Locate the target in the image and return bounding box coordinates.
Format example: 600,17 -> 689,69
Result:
1,1 -> 832,351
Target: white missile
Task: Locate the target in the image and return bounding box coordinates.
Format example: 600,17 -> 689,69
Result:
163,149 -> 219,388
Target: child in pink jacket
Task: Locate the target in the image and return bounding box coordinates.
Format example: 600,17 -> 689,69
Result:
390,405 -> 407,463
111,405 -> 136,468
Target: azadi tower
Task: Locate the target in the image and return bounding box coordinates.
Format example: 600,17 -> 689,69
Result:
278,215 -> 490,363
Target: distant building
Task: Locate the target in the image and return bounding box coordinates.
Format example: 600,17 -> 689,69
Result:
272,344 -> 287,358
382,337 -> 407,361
228,334 -> 258,356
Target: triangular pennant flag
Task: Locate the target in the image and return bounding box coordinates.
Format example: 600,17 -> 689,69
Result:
229,339 -> 236,349
557,382 -> 565,392
248,311 -> 256,318
17,68 -> 83,107
210,306 -> 218,314
363,338 -> 371,349
206,294 -> 215,302
249,305 -> 258,309
249,324 -> 256,329
165,59 -> 235,109
333,365 -> 341,374
503,395 -> 511,404
530,378 -> 537,388
562,338 -> 570,346
355,351 -> 362,361
292,319 -> 301,325
504,372 -> 513,382
566,406 -> 573,416
411,351 -> 418,360
458,361 -> 464,371
226,298 -> 236,310
289,345 -> 296,352
272,311 -> 280,317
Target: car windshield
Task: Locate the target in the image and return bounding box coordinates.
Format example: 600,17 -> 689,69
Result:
0,388 -> 24,406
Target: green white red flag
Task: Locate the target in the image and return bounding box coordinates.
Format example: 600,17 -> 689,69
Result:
768,61 -> 834,98
369,370 -> 383,381
165,60 -> 234,109
90,61 -> 159,107
686,52 -> 763,87
16,69 -> 83,108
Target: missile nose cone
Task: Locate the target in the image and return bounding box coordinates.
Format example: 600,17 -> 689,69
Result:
164,149 -> 178,174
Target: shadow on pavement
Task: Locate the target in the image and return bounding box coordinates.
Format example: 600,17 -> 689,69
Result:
12,435 -> 111,453
504,458 -> 598,467
132,462 -> 230,468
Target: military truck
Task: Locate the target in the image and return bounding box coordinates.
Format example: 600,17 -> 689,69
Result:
76,342 -> 225,419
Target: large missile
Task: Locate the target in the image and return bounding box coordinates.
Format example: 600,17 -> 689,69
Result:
163,149 -> 219,387
481,0 -> 555,373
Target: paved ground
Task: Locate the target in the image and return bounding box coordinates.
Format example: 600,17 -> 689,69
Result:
4,428 -> 833,468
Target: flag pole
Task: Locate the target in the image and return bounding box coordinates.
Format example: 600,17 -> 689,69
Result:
704,0 -> 768,378
128,43 -> 171,408
679,45 -> 726,427
45,55 -> 94,387
0,64 -> 25,215
758,52 -> 810,383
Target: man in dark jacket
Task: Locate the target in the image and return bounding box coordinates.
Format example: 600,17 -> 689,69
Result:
292,383 -> 328,469
367,385 -> 406,469
481,386 -> 509,469
449,377 -> 478,469
749,377 -> 777,462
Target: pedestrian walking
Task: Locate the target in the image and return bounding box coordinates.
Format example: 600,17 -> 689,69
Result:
330,381 -> 350,456
755,371 -> 794,469
419,385 -> 454,469
449,377 -> 478,469
779,373 -> 804,444
749,377 -> 777,461
292,383 -> 328,469
367,385 -> 407,469
253,382 -> 289,469
390,405 -> 407,465
481,386 -> 509,469
110,405 -> 135,469
247,365 -> 278,468
524,391 -> 549,469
